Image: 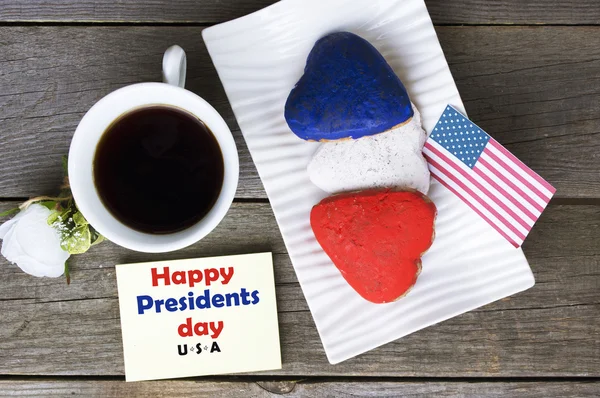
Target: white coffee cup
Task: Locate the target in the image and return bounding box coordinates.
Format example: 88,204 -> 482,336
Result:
69,45 -> 239,253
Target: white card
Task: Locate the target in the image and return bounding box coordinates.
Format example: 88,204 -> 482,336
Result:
115,252 -> 281,381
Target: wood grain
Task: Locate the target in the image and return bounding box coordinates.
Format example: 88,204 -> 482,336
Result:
0,26 -> 598,199
0,26 -> 264,199
0,379 -> 599,397
0,0 -> 599,25
445,26 -> 600,199
0,0 -> 597,391
0,201 -> 598,377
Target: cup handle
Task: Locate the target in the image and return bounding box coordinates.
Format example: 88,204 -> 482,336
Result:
162,45 -> 187,88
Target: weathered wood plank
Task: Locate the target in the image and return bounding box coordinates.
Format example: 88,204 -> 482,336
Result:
445,26 -> 600,199
1,26 -> 598,199
0,27 -> 264,199
0,0 -> 599,25
0,0 -> 276,23
0,201 -> 598,376
1,379 -> 599,397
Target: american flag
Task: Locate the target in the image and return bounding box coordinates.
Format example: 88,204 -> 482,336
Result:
423,105 -> 556,248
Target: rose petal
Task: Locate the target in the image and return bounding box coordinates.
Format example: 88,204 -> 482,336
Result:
15,255 -> 65,278
0,210 -> 23,238
1,225 -> 26,268
0,223 -> 62,277
1,204 -> 68,278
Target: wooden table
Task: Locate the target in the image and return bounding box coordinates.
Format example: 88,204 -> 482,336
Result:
0,1 -> 599,396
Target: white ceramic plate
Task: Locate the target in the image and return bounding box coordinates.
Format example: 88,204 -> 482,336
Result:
203,0 -> 534,364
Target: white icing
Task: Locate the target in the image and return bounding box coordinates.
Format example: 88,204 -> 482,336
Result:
307,105 -> 431,194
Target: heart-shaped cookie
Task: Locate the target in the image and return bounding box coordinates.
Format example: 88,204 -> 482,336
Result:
310,189 -> 436,303
308,104 -> 430,195
285,32 -> 413,141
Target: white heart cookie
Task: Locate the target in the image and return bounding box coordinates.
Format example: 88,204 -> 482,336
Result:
308,105 -> 430,194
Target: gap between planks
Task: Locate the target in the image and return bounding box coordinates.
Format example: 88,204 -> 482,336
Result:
0,198 -> 597,205
0,21 -> 599,27
1,0 -> 600,25
1,374 -> 600,382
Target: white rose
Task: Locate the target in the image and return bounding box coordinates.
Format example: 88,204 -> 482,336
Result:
0,203 -> 70,277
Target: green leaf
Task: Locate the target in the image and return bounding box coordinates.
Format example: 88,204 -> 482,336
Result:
60,224 -> 91,254
47,206 -> 72,227
89,226 -> 106,246
72,211 -> 88,227
39,201 -> 57,211
59,207 -> 74,224
62,155 -> 69,177
91,234 -> 105,246
0,207 -> 19,217
47,210 -> 60,226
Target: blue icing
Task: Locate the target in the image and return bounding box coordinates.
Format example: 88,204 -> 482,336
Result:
284,32 -> 413,141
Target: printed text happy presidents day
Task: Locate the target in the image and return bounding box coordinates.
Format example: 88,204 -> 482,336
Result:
135,266 -> 261,339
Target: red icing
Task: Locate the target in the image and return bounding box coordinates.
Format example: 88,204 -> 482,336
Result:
310,189 -> 437,303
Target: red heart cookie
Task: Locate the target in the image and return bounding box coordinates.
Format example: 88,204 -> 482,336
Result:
310,189 -> 436,303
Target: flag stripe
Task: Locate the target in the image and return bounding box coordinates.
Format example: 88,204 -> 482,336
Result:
484,146 -> 549,204
478,155 -> 546,212
429,167 -> 520,248
424,148 -> 527,241
425,141 -> 532,231
472,164 -> 539,222
489,139 -> 556,195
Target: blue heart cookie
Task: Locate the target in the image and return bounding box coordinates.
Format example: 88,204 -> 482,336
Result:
284,32 -> 413,141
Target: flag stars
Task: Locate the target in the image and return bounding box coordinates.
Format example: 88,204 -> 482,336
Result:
433,107 -> 492,167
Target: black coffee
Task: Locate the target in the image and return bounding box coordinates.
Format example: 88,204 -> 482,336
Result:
93,106 -> 224,234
